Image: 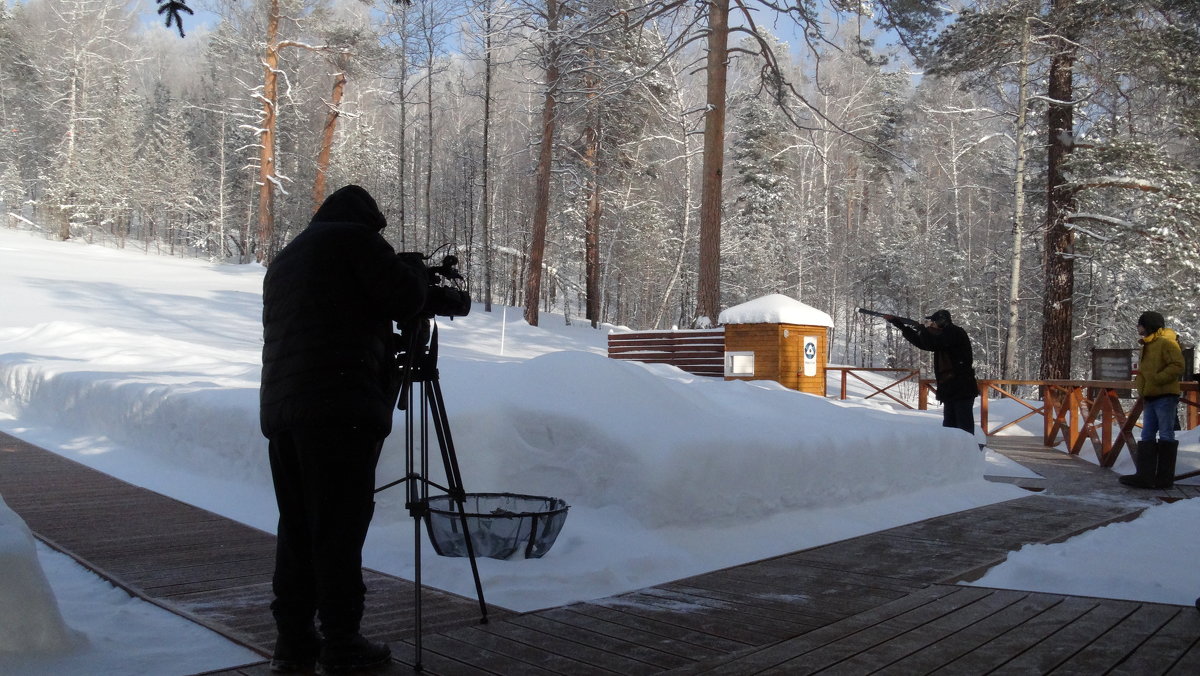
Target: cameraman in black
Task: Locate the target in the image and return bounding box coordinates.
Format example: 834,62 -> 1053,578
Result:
261,185 -> 432,673
888,309 -> 980,438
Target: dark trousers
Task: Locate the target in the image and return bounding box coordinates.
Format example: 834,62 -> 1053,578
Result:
942,398 -> 976,436
268,427 -> 383,638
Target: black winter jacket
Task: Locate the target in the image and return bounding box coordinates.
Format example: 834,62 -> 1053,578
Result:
260,186 -> 428,438
898,322 -> 979,402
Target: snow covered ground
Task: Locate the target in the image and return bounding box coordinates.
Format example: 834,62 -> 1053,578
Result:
0,226 -> 1197,674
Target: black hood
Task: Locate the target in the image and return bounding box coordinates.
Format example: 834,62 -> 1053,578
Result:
312,184 -> 387,231
1138,311 -> 1165,333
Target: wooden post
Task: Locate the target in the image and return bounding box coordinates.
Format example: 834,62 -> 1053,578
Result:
1185,382 -> 1199,430
1066,386 -> 1083,453
1100,389 -> 1115,461
1043,386 -> 1058,447
979,380 -> 990,437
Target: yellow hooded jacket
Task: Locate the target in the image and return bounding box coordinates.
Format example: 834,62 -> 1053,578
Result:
1135,328 -> 1184,398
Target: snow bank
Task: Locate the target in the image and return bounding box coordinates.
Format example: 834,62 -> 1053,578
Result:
0,495 -> 84,654
968,497 -> 1200,605
420,352 -> 985,529
0,538 -> 263,675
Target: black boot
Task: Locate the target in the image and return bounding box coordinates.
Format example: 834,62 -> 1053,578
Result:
270,623 -> 320,673
1155,440 -> 1179,489
317,633 -> 391,674
1120,440 -> 1158,488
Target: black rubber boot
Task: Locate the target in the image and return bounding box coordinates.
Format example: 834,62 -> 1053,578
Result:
270,624 -> 320,673
317,634 -> 391,674
1120,440 -> 1158,488
1155,440 -> 1179,489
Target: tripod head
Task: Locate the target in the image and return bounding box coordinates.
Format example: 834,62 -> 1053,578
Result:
394,317 -> 440,410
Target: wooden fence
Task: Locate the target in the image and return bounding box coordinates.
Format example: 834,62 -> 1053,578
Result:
606,329 -> 725,377
831,369 -> 1199,469
828,367 -> 921,408
924,379 -> 1200,468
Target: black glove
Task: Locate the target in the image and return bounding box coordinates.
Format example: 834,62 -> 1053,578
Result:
884,314 -> 903,328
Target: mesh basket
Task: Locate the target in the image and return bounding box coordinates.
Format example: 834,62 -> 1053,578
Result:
423,493 -> 570,560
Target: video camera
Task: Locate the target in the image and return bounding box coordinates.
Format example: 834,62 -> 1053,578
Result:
406,252 -> 471,319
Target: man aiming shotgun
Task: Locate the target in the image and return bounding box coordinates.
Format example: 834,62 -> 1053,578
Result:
860,307 -> 980,440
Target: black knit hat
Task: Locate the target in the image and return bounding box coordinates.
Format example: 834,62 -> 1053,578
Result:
1137,311 -> 1165,332
926,309 -> 952,327
312,184 -> 387,231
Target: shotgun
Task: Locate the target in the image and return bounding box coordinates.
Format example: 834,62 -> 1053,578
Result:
857,308 -> 921,327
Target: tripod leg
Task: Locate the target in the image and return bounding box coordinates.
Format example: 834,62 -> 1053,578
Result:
405,411 -> 426,672
412,504 -> 423,670
425,379 -> 489,623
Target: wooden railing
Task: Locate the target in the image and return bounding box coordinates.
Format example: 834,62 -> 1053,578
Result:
607,329 -> 725,377
919,379 -> 1200,468
828,367 -> 921,409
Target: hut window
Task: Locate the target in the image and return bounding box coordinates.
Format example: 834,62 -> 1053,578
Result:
725,351 -> 755,377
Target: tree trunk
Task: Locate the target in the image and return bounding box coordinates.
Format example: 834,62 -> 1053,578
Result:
385,3 -> 412,248
481,11 -> 494,312
652,83 -> 697,330
583,122 -> 602,327
424,19 -> 436,253
1040,0 -> 1077,380
255,0 -> 280,263
312,63 -> 348,213
60,69 -> 79,241
582,66 -> 603,328
1003,18 -> 1031,380
695,0 -> 729,326
523,0 -> 560,327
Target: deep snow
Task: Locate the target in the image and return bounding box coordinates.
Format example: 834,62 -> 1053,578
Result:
0,226 -> 1197,674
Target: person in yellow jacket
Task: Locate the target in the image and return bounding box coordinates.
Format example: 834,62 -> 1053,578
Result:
1120,311 -> 1185,489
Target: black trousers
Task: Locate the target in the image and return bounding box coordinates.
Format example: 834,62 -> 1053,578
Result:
268,427 -> 384,638
942,398 -> 976,436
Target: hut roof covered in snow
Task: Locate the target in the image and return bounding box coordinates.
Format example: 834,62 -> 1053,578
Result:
718,294 -> 834,327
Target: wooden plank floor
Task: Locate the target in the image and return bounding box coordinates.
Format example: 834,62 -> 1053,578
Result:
0,430 -> 504,667
2,430 -> 1198,675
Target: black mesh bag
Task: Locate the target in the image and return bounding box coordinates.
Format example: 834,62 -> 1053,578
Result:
424,493 -> 569,559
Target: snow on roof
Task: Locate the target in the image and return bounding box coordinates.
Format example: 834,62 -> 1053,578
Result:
718,294 -> 834,327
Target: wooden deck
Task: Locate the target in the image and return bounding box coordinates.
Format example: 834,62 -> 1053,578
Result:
2,431 -> 1198,675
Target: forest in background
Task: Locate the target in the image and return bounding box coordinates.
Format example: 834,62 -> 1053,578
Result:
0,0 -> 1197,381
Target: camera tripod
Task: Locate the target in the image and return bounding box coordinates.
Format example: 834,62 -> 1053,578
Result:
375,316 -> 487,671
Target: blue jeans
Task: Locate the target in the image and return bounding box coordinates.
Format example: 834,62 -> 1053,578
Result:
1141,395 -> 1179,442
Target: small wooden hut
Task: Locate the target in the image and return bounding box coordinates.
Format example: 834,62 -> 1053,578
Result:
719,294 -> 834,396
